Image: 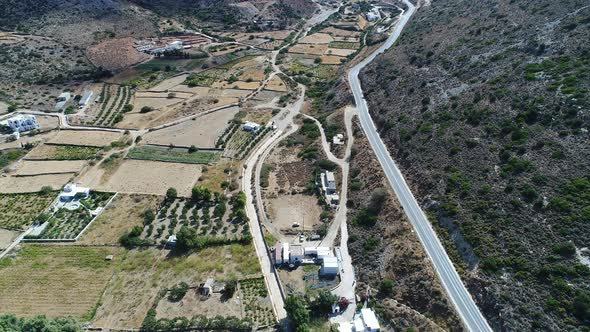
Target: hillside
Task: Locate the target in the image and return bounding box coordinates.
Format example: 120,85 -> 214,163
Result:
360,0 -> 590,330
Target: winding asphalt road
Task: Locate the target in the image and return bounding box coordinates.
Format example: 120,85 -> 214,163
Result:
347,1 -> 493,331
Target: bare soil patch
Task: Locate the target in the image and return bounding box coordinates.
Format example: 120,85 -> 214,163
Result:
320,27 -> 361,38
325,48 -> 356,57
267,194 -> 322,232
288,44 -> 328,56
48,130 -> 123,147
14,160 -> 86,176
264,76 -> 288,92
320,55 -> 345,65
144,107 -> 238,148
299,33 -> 334,44
0,229 -> 20,250
0,173 -> 72,193
149,74 -> 189,91
80,159 -> 201,197
87,37 -> 151,71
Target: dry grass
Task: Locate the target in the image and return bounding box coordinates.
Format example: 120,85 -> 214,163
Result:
320,55 -> 346,65
299,33 -> 334,44
0,245 -> 120,319
93,244 -> 260,329
288,44 -> 328,56
80,159 -> 201,197
267,195 -> 322,232
79,194 -> 162,245
48,130 -> 123,147
14,160 -> 86,176
265,75 -> 288,92
0,174 -> 72,193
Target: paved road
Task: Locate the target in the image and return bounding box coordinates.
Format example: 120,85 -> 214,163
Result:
347,1 -> 493,331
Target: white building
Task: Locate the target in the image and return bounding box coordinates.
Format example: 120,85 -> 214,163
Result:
79,91 -> 94,109
243,121 -> 262,133
5,114 -> 40,133
320,256 -> 339,276
333,134 -> 344,145
322,171 -> 337,194
282,242 -> 290,264
201,278 -> 215,296
274,242 -> 283,265
59,183 -> 90,202
356,308 -> 380,332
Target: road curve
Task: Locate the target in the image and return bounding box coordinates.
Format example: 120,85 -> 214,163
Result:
347,1 -> 493,331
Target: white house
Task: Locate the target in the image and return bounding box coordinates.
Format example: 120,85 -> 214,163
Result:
282,242 -> 290,264
304,246 -> 334,261
322,171 -> 337,194
333,134 -> 344,145
274,242 -> 283,265
79,91 -> 94,109
243,121 -> 261,133
320,256 -> 339,276
59,183 -> 90,202
201,278 -> 215,296
355,308 -> 380,332
6,114 -> 40,133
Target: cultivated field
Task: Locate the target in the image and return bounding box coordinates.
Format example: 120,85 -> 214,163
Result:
86,37 -> 150,71
325,48 -> 356,57
0,174 -> 72,193
0,245 -> 120,318
320,55 -> 345,65
49,130 -> 123,147
288,44 -> 328,56
0,188 -> 55,230
14,160 -> 86,176
144,107 -> 238,148
127,146 -> 218,164
0,229 -> 19,250
25,145 -> 101,160
81,159 -> 201,197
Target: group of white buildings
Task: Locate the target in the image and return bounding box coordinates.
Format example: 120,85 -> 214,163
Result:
339,308 -> 381,332
273,243 -> 339,276
137,40 -> 186,55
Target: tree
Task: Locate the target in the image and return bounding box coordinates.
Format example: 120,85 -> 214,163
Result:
192,186 -> 212,202
224,278 -> 237,298
140,106 -> 154,113
188,145 -> 198,153
314,290 -> 337,314
368,188 -> 388,214
379,278 -> 394,296
166,187 -> 178,200
168,282 -> 189,302
143,210 -> 155,225
122,104 -> 134,113
176,226 -> 198,252
284,295 -> 310,332
214,200 -> 227,218
39,186 -> 53,195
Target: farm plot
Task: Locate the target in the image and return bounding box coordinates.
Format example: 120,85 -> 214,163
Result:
0,192 -> 56,230
0,174 -> 72,194
25,145 -> 101,160
213,81 -> 261,90
320,27 -> 361,38
325,48 -> 357,57
150,74 -> 189,91
184,69 -> 227,88
299,33 -> 334,44
239,277 -> 275,326
288,44 -> 328,56
81,159 -> 202,197
48,130 -> 123,147
0,245 -> 119,318
267,195 -> 323,236
320,55 -> 346,65
222,126 -> 272,159
328,41 -> 360,49
144,107 -> 238,148
264,75 -> 288,92
139,196 -> 249,245
90,84 -> 134,127
14,160 -> 86,176
128,146 -> 218,164
25,192 -> 114,240
92,244 -> 260,329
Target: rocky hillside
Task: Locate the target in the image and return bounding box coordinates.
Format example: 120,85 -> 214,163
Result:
360,0 -> 590,330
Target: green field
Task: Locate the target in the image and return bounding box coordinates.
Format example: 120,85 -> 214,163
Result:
49,146 -> 101,160
328,41 -> 360,49
127,146 -> 218,164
